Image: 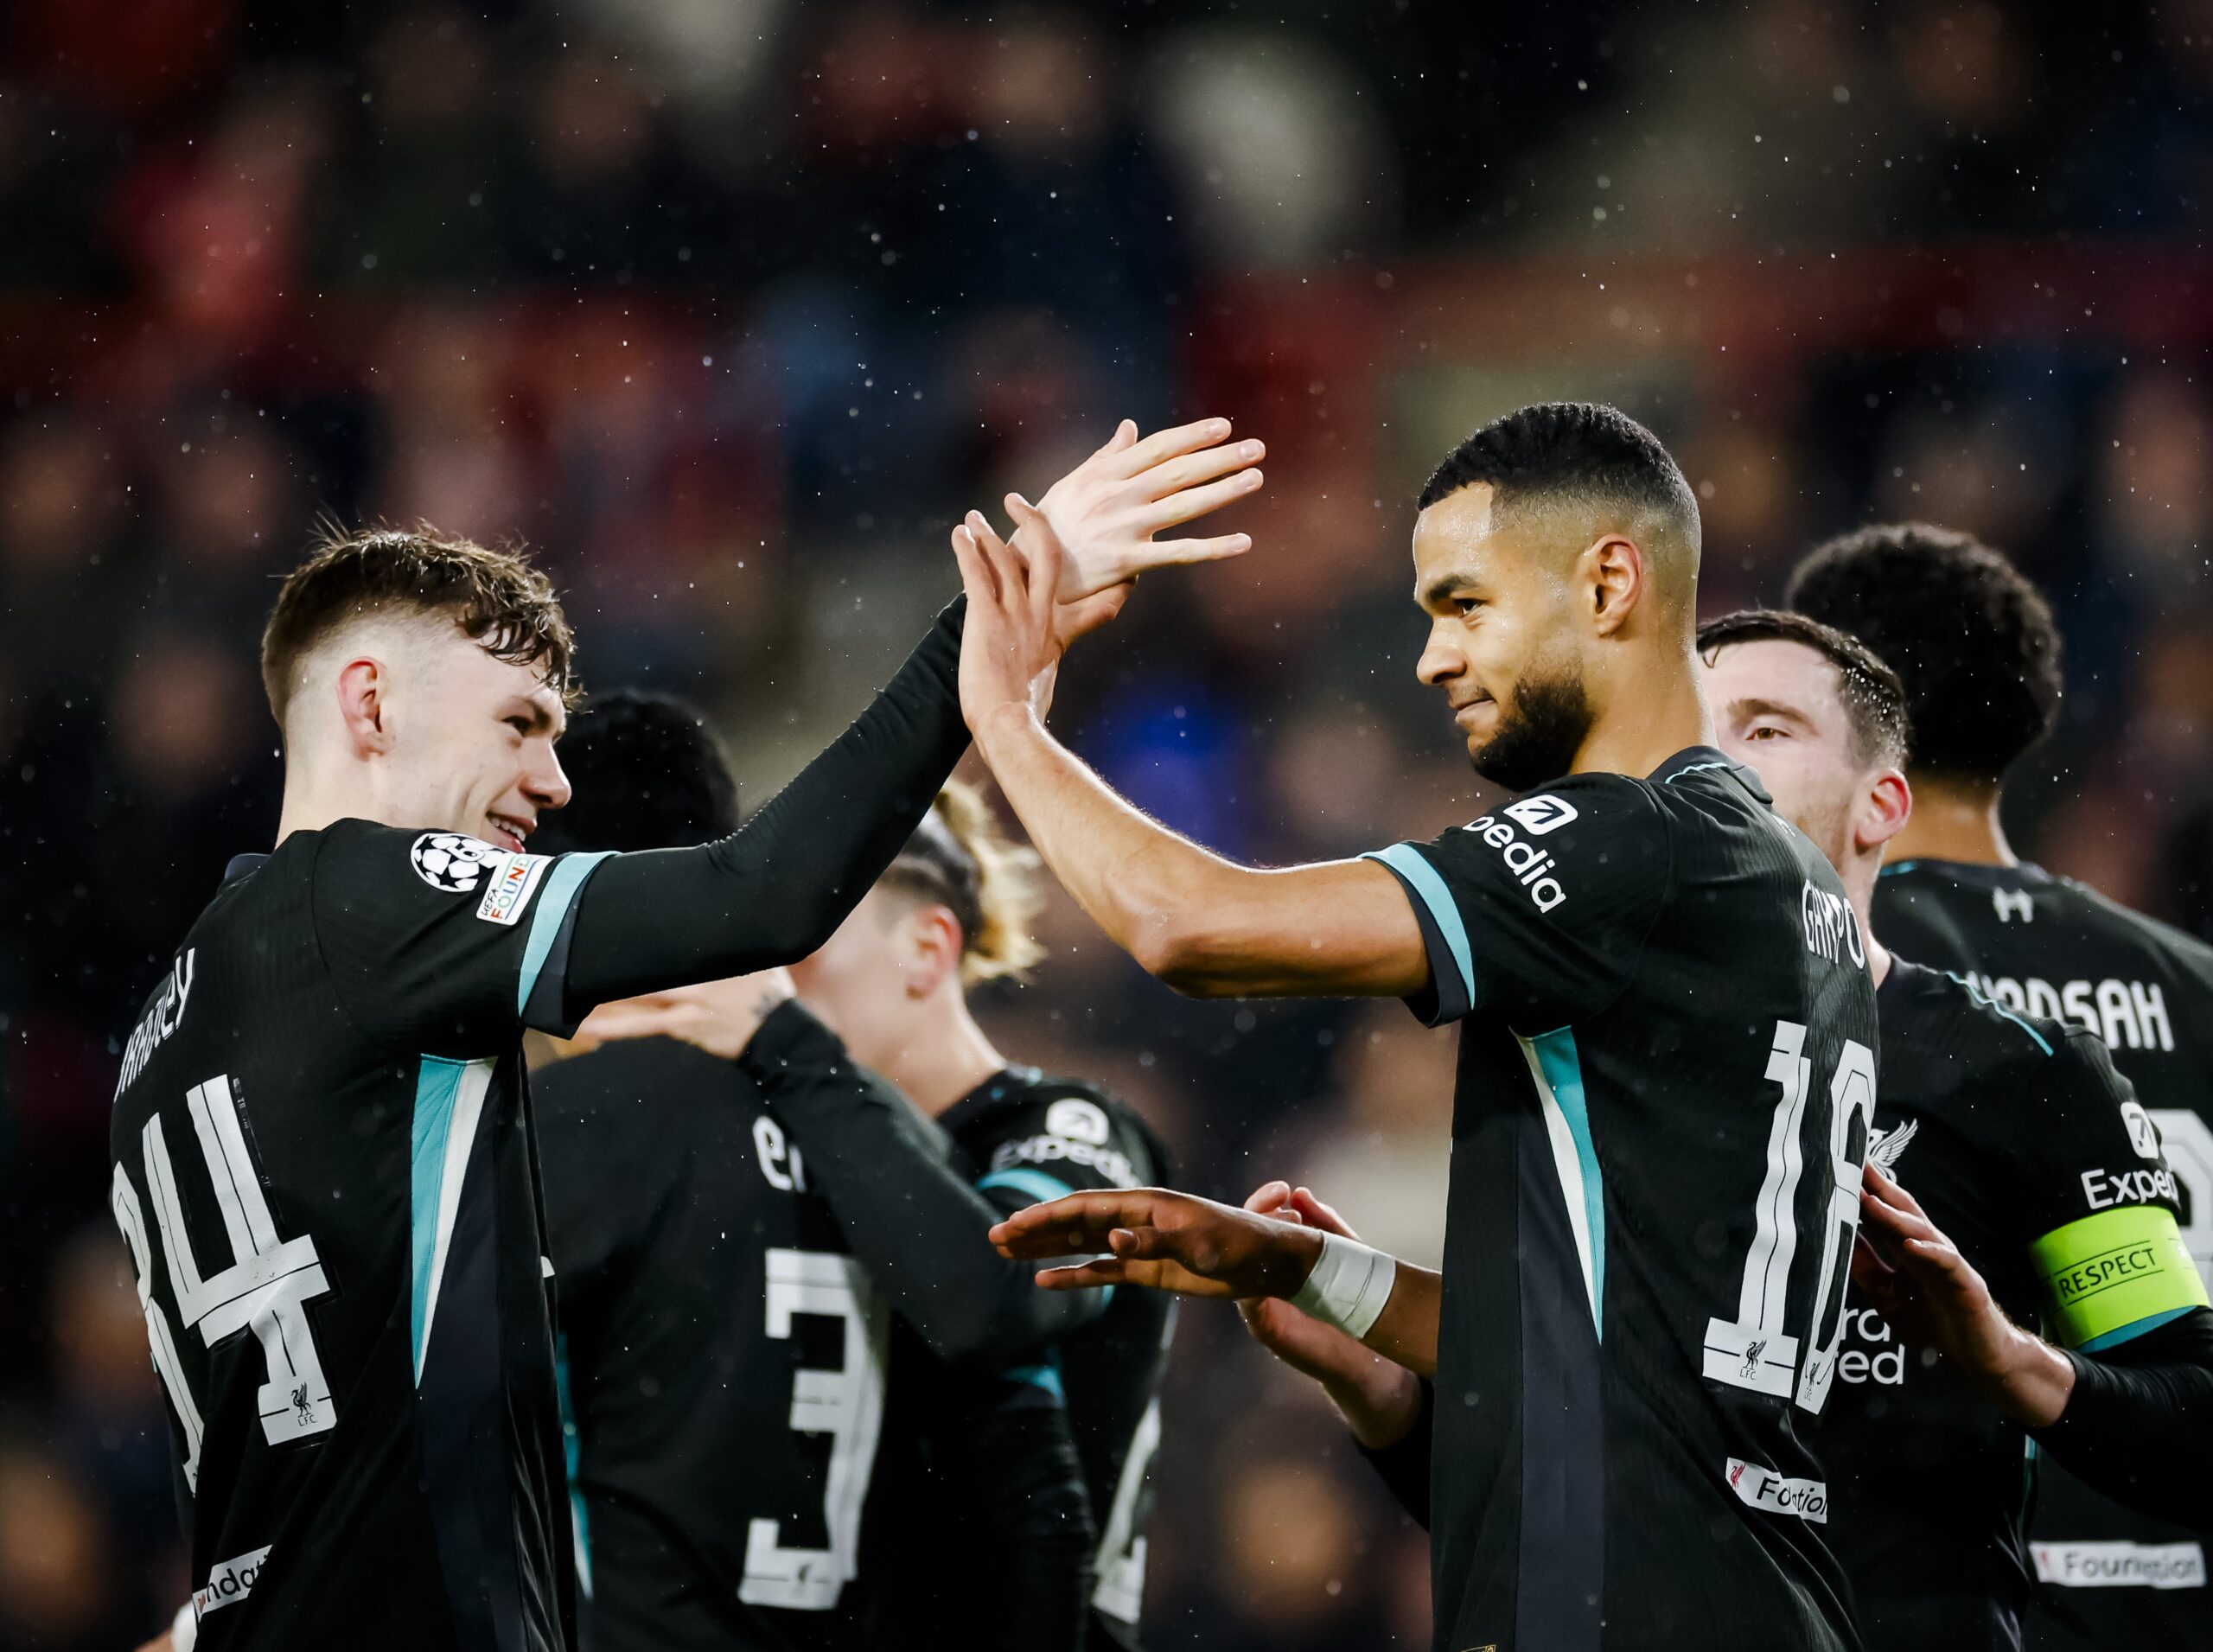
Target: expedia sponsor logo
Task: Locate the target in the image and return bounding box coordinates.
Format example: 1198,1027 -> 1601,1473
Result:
1836,1307 -> 1908,1386
2081,1165 -> 2181,1212
992,1134 -> 1135,1188
475,852 -> 550,927
1802,883 -> 1866,968
194,1544 -> 271,1619
1461,809 -> 1568,913
2032,1540 -> 2205,1591
1959,973 -> 2173,1052
1502,794 -> 1579,836
114,948 -> 195,1098
2121,1101 -> 2163,1160
1726,1457 -> 1828,1524
1045,1098 -> 1111,1146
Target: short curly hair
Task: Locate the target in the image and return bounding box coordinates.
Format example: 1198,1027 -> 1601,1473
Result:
528,689 -> 739,858
261,524 -> 576,728
1418,401 -> 1699,545
1786,523 -> 2061,784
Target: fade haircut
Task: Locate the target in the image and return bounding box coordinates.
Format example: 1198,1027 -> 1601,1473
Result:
1419,401 -> 1701,554
1698,609 -> 1911,770
1786,523 -> 2061,784
260,524 -> 576,730
527,689 -> 739,858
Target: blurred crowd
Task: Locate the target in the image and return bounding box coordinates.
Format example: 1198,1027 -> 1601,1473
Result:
3,1 -> 2212,1646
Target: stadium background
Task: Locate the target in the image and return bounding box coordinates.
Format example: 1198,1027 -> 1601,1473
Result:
1,1 -> 2210,1645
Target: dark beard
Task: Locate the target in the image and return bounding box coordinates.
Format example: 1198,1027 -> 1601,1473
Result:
1470,667 -> 1594,792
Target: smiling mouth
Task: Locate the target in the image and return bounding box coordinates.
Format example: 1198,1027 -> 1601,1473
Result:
485,814 -> 532,852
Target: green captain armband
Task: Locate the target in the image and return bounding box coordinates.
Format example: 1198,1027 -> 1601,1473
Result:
2031,1204 -> 2210,1352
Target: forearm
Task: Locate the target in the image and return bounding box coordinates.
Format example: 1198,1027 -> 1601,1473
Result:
743,1003 -> 1105,1363
2029,1307 -> 2213,1526
1361,1260 -> 1441,1379
559,599 -> 968,1011
941,1390 -> 1095,1652
973,703 -> 1425,997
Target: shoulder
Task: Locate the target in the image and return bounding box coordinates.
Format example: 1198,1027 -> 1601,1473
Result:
1902,962 -> 2069,1068
2057,876 -> 2213,979
311,820 -> 513,901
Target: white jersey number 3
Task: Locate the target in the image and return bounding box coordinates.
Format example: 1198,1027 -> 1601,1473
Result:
110,1075 -> 338,1493
740,1249 -> 890,1611
1703,1021 -> 1878,1413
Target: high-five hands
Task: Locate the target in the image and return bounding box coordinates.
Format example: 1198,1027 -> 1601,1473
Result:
986,1185 -> 1322,1300
1022,417 -> 1262,603
951,417 -> 1261,731
1852,1162 -> 2076,1427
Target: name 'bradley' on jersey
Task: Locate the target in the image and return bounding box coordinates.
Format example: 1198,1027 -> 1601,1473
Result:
116,947 -> 195,1097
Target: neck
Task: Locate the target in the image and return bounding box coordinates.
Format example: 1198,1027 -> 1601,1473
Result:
874,995 -> 1007,1118
276,768 -> 379,845
1574,654 -> 1714,779
1839,852 -> 1893,987
1887,775 -> 2015,868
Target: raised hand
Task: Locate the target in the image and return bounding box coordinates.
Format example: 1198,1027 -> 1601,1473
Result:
1019,417 -> 1262,603
1852,1161 -> 2074,1426
986,1185 -> 1323,1300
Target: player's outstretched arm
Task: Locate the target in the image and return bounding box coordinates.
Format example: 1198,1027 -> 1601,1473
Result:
953,506 -> 1431,1000
988,1185 -> 1441,1378
1854,1163 -> 2213,1524
552,418 -> 1261,1021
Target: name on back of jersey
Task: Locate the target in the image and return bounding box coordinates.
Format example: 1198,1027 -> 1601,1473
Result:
115,948 -> 195,1098
1955,971 -> 2174,1052
1801,883 -> 1867,970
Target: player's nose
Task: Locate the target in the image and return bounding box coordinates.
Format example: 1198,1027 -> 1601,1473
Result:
1415,623 -> 1464,686
528,747 -> 572,813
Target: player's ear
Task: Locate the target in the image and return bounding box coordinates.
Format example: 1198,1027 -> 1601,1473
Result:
335,655 -> 395,758
1855,767 -> 1911,856
905,905 -> 966,998
1585,534 -> 1643,637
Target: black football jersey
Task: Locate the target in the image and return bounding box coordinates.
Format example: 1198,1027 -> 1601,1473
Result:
1363,749 -> 1881,1652
535,1035 -> 918,1652
1824,960 -> 2202,1651
1876,860 -> 2213,1649
107,823 -> 615,1651
935,1070 -> 1177,1652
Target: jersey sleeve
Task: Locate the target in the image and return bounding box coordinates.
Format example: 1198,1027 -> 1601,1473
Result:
2006,1031 -> 2211,1352
1359,774 -> 1670,1028
964,1085 -> 1166,1220
310,820 -> 612,1054
924,1369 -> 1095,1652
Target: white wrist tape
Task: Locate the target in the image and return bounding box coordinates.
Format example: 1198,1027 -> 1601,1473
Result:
173,1600 -> 200,1652
1287,1229 -> 1397,1339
